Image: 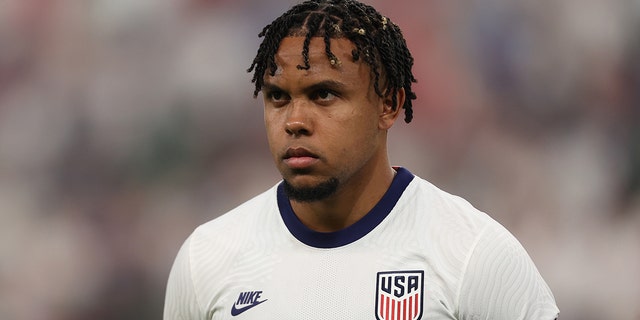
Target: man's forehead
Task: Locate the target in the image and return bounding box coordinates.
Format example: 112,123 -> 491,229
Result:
263,36 -> 374,93
274,36 -> 357,65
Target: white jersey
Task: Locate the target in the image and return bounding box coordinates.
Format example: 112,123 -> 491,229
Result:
164,168 -> 559,320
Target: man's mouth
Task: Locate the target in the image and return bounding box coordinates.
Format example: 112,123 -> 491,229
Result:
283,147 -> 319,169
284,147 -> 318,159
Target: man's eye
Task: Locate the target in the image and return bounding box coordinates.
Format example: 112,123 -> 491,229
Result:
271,92 -> 282,100
314,89 -> 336,101
267,91 -> 287,102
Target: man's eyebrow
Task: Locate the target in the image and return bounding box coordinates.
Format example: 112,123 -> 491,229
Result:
261,80 -> 347,94
304,80 -> 347,93
261,82 -> 283,93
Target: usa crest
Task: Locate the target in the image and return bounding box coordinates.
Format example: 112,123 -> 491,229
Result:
375,270 -> 424,320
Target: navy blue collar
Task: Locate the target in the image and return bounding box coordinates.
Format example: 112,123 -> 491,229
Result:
277,167 -> 414,248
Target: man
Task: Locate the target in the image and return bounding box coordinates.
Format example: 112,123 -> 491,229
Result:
164,0 -> 559,319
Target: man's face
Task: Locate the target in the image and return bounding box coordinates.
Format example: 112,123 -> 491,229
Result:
262,36 -> 393,201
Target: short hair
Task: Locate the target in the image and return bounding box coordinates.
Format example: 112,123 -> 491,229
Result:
247,0 -> 417,123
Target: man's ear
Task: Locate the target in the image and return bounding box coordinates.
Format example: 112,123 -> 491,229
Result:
379,87 -> 405,130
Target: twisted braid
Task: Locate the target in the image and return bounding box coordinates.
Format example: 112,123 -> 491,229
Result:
247,0 -> 417,123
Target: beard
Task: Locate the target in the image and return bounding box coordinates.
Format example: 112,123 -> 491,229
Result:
282,177 -> 339,202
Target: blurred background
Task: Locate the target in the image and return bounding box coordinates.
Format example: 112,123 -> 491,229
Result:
0,0 -> 638,319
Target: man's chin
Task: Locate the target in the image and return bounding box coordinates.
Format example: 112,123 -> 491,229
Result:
282,177 -> 339,202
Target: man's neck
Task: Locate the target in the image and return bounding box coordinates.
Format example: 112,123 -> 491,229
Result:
290,166 -> 397,233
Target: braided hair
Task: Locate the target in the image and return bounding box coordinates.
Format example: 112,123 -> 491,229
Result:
247,0 -> 417,123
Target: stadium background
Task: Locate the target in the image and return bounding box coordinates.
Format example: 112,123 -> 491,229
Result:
0,0 -> 638,319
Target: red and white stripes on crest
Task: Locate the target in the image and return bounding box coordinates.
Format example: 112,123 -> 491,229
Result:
378,292 -> 420,320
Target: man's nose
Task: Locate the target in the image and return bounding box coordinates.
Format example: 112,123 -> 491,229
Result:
284,100 -> 313,136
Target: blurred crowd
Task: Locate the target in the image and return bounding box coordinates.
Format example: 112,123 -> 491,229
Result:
0,0 -> 638,319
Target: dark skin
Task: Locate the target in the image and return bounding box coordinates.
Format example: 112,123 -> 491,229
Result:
263,36 -> 405,232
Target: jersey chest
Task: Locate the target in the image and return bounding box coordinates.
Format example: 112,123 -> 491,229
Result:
208,244 -> 456,320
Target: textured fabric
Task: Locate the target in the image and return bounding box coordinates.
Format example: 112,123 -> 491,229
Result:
164,168 -> 559,320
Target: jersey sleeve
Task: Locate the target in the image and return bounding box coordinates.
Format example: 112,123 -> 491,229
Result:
456,223 -> 560,320
164,236 -> 205,320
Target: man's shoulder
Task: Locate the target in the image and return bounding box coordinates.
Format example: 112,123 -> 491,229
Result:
176,183 -> 281,272
396,172 -> 510,255
167,183 -> 283,302
191,183 -> 280,242
403,174 -> 494,226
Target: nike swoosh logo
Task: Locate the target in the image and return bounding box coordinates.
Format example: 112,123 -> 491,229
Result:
230,299 -> 268,316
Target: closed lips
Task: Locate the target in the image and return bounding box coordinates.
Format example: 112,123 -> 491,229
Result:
284,147 -> 318,159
